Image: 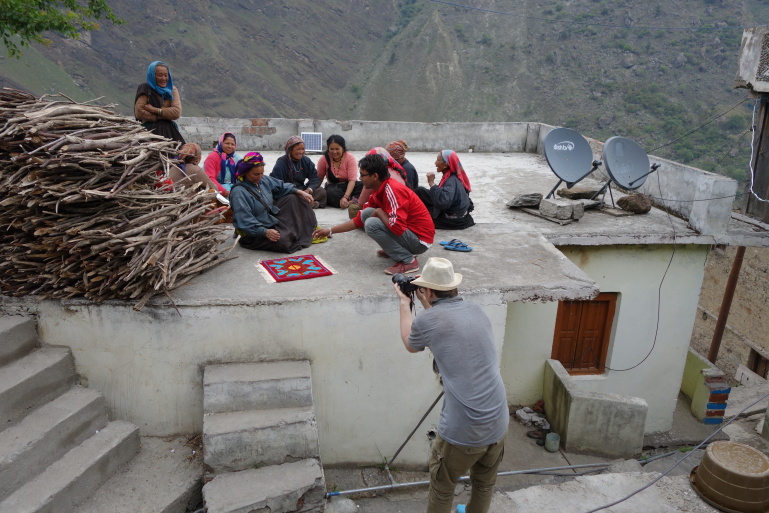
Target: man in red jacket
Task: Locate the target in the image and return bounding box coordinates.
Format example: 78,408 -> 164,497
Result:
313,153 -> 435,274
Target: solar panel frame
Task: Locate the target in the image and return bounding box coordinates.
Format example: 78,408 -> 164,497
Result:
301,132 -> 323,153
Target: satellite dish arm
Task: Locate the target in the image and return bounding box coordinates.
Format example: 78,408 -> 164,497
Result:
565,160 -> 602,188
628,163 -> 660,188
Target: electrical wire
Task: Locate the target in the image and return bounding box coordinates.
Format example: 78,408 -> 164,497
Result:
429,0 -> 754,31
648,98 -> 751,153
604,166 -> 676,372
582,388 -> 769,512
746,98 -> 769,204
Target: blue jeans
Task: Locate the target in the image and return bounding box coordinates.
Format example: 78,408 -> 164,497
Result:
360,208 -> 428,263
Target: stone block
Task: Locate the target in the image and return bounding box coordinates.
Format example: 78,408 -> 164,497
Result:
539,198 -> 573,220
203,459 -> 325,513
204,361 -> 313,414
506,193 -> 542,208
203,407 -> 319,473
0,316 -> 36,367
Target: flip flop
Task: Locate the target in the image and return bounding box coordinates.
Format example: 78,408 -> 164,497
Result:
312,226 -> 328,244
445,241 -> 472,252
440,239 -> 462,246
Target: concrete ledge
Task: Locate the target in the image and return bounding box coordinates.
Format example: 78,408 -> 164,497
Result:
204,361 -> 313,414
0,316 -> 37,367
680,349 -> 729,423
543,360 -> 647,458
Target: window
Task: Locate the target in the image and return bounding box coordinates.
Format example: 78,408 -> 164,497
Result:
551,293 -> 618,375
748,348 -> 769,379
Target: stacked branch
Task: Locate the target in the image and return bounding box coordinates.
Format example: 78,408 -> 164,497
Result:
0,89 -> 232,309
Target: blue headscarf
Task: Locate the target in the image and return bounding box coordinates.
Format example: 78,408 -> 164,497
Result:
146,61 -> 174,101
215,132 -> 238,188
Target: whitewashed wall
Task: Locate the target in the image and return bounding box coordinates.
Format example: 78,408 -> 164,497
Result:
500,244 -> 708,433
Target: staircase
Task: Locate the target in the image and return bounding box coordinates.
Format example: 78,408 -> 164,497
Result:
0,315 -> 202,513
202,361 -> 326,513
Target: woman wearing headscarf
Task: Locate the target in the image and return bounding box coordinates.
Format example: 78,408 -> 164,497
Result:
271,136 -> 326,209
385,140 -> 419,190
204,132 -> 240,197
230,152 -> 317,253
355,147 -> 408,207
134,61 -> 185,143
169,142 -> 219,191
317,134 -> 362,209
416,150 -> 475,230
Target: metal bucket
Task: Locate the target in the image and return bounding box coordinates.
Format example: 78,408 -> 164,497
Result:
690,441 -> 769,513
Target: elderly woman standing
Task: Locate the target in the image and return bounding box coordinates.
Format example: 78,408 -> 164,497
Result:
271,136 -> 326,209
416,150 -> 475,230
385,140 -> 419,190
231,152 -> 316,253
134,61 -> 185,143
204,132 -> 239,197
317,134 -> 362,209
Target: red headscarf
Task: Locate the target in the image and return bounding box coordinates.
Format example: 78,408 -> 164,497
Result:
366,147 -> 407,182
438,150 -> 471,192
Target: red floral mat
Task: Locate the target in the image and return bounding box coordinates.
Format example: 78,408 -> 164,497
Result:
258,254 -> 335,283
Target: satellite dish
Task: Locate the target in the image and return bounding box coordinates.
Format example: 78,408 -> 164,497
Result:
543,128 -> 602,199
592,136 -> 660,207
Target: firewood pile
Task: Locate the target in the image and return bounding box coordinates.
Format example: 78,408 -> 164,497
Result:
0,89 -> 232,309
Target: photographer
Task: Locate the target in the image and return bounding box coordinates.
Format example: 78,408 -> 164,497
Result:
394,257 -> 509,513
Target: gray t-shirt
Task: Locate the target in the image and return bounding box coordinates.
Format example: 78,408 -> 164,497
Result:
408,297 -> 509,447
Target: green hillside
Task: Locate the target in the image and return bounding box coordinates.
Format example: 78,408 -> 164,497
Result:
1,0 -> 766,183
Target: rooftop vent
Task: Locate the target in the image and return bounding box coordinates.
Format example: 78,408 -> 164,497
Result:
735,25 -> 769,92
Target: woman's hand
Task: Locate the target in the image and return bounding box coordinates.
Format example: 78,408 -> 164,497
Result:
266,229 -> 280,242
296,189 -> 313,203
340,197 -> 350,208
142,104 -> 159,117
426,172 -> 436,187
221,189 -> 230,198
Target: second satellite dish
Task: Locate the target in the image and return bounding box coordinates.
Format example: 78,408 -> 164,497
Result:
544,127 -> 601,198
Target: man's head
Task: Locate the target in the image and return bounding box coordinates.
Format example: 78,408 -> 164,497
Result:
411,257 -> 462,297
358,154 -> 389,190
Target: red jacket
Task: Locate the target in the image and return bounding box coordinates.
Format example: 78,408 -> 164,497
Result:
353,178 -> 435,244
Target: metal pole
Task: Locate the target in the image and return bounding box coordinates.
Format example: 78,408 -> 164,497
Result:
708,246 -> 746,363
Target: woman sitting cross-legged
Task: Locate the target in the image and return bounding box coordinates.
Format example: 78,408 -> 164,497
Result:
271,135 -> 326,208
317,134 -> 363,209
416,150 -> 475,230
230,152 -> 317,253
169,142 -> 219,191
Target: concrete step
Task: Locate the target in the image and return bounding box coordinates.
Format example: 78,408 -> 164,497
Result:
203,459 -> 325,513
75,436 -> 203,513
203,407 -> 319,473
0,317 -> 37,367
0,387 -> 108,501
0,420 -> 140,513
0,347 -> 74,427
204,360 -> 313,414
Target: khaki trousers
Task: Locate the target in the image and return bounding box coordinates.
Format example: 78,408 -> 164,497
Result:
426,432 -> 506,513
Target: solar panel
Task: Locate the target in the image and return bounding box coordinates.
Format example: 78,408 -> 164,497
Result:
543,128 -> 602,199
301,132 -> 323,153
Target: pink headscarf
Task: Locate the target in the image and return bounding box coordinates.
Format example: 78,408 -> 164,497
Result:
438,150 -> 471,192
366,147 -> 407,183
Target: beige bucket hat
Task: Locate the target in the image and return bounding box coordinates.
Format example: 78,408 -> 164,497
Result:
410,257 -> 463,291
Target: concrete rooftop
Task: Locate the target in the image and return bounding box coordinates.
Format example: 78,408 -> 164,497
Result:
161,150 -> 758,308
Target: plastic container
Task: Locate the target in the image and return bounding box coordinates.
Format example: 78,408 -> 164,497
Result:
544,432 -> 560,452
690,441 -> 769,513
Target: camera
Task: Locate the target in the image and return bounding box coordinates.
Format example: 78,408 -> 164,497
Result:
392,273 -> 419,295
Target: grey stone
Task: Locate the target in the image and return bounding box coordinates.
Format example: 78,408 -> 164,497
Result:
204,361 -> 313,414
203,407 -> 319,473
203,459 -> 325,513
557,186 -> 602,200
0,420 -> 140,513
507,193 -> 542,208
572,201 -> 585,220
326,497 -> 357,513
606,458 -> 643,474
540,199 -> 574,220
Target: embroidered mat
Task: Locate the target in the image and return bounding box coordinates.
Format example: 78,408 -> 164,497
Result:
258,254 -> 335,283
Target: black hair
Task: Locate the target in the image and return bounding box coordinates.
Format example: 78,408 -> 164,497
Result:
358,154 -> 389,181
323,134 -> 347,168
431,288 -> 458,299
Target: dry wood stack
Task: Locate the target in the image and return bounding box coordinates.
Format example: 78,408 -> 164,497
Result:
0,88 -> 232,309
